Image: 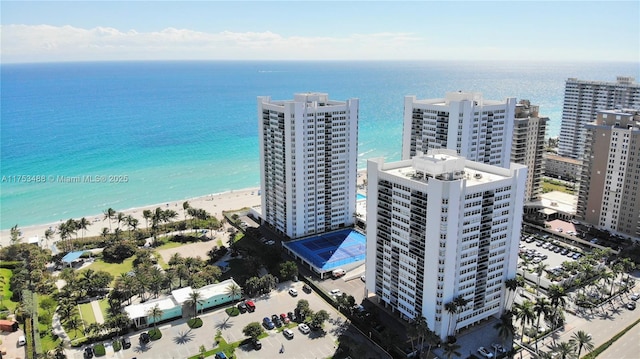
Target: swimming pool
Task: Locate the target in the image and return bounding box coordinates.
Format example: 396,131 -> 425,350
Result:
356,193 -> 366,201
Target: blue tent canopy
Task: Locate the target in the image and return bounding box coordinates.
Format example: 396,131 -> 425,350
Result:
61,251 -> 85,263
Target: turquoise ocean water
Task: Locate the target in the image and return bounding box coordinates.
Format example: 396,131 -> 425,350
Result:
1,60 -> 638,229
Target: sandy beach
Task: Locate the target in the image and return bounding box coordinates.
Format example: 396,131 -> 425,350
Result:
0,169 -> 368,248
0,187 -> 262,247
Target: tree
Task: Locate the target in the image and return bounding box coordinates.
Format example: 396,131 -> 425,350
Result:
279,261 -> 298,281
548,284 -> 568,310
296,299 -> 311,319
493,311 -> 515,349
550,341 -> 576,359
183,201 -> 191,222
40,297 -> 57,316
226,282 -> 242,301
104,208 -> 116,231
126,215 -> 139,239
142,209 -> 152,229
242,322 -> 264,339
514,300 -> 535,341
78,217 -> 90,240
443,342 -> 461,359
187,290 -> 205,319
444,301 -> 458,337
569,330 -> 594,358
10,225 -> 21,244
534,263 -> 549,295
504,277 -> 520,309
116,212 -> 126,230
311,309 -> 330,329
533,297 -> 552,352
64,316 -> 84,338
147,304 -> 164,330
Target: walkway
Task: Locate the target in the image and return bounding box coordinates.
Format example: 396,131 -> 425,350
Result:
90,300 -> 105,324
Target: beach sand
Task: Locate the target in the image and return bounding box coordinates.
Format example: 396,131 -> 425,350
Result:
0,169 -> 368,248
0,187 -> 262,247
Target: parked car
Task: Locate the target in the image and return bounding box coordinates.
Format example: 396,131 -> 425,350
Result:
271,314 -> 283,327
492,343 -> 506,354
630,293 -> 639,301
215,352 -> 228,359
298,323 -> 310,334
280,313 -> 290,324
283,328 -> 294,339
139,332 -> 150,344
360,275 -> 366,282
237,301 -> 247,313
627,302 -> 636,310
288,288 -> 298,297
263,317 -> 275,329
330,289 -> 342,297
302,284 -> 312,293
478,346 -> 494,358
251,338 -> 262,350
245,300 -> 256,312
265,240 -> 275,245
287,311 -> 295,322
83,347 -> 94,359
121,337 -> 131,349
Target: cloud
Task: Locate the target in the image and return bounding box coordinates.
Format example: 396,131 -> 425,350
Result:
1,24 -> 430,63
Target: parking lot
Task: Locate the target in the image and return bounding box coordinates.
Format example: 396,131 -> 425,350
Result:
67,281 -> 351,359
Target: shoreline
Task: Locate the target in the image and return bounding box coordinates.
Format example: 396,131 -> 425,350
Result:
0,169 -> 368,247
0,187 -> 262,247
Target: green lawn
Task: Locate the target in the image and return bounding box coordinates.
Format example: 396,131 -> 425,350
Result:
81,257 -> 135,285
0,268 -> 18,312
37,294 -> 62,353
98,298 -> 110,319
542,179 -> 575,194
79,302 -> 96,324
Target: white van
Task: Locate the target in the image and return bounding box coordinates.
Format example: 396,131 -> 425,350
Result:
18,335 -> 26,346
332,268 -> 346,278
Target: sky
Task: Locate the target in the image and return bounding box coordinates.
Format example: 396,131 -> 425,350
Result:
1,1 -> 639,63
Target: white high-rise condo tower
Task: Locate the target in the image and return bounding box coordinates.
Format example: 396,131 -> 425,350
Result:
365,149 -> 527,340
402,92 -> 516,168
258,93 -> 359,240
558,76 -> 640,159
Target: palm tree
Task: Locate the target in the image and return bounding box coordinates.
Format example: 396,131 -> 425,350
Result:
548,284 -> 568,310
142,209 -> 152,229
226,282 -> 242,301
148,304 -> 164,330
533,297 -> 551,352
104,208 -> 116,231
443,342 -> 461,359
550,341 -> 576,359
444,301 -> 458,337
77,217 -> 90,240
452,296 -> 469,334
494,311 -> 515,349
187,290 -> 205,319
183,201 -> 191,221
514,300 -> 536,342
126,215 -> 138,239
116,212 -> 126,230
569,330 -> 594,358
504,277 -> 520,309
534,262 -> 549,295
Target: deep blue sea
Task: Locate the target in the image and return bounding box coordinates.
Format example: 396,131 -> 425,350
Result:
1,60 -> 638,229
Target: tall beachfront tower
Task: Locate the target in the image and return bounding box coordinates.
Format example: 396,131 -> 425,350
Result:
365,149 -> 527,340
402,92 -> 516,168
258,93 -> 359,240
558,76 -> 640,159
577,109 -> 640,240
511,100 -> 548,201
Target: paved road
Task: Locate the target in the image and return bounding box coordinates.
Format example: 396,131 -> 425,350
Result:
598,318 -> 640,358
65,281 -> 360,359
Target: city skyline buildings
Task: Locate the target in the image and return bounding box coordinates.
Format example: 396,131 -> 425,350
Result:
511,100 -> 548,202
558,76 -> 640,159
258,93 -> 359,240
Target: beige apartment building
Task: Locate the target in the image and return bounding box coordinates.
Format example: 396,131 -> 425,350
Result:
577,109 -> 640,240
511,100 -> 548,201
544,154 -> 582,182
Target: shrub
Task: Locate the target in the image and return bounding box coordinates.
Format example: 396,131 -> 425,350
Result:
225,307 -> 240,317
112,340 -> 122,352
188,318 -> 203,328
93,343 -> 106,356
148,328 -> 162,340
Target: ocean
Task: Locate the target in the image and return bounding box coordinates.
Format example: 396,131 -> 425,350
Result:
1,60 -> 638,229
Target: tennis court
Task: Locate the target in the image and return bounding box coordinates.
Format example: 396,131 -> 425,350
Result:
284,229 -> 366,273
